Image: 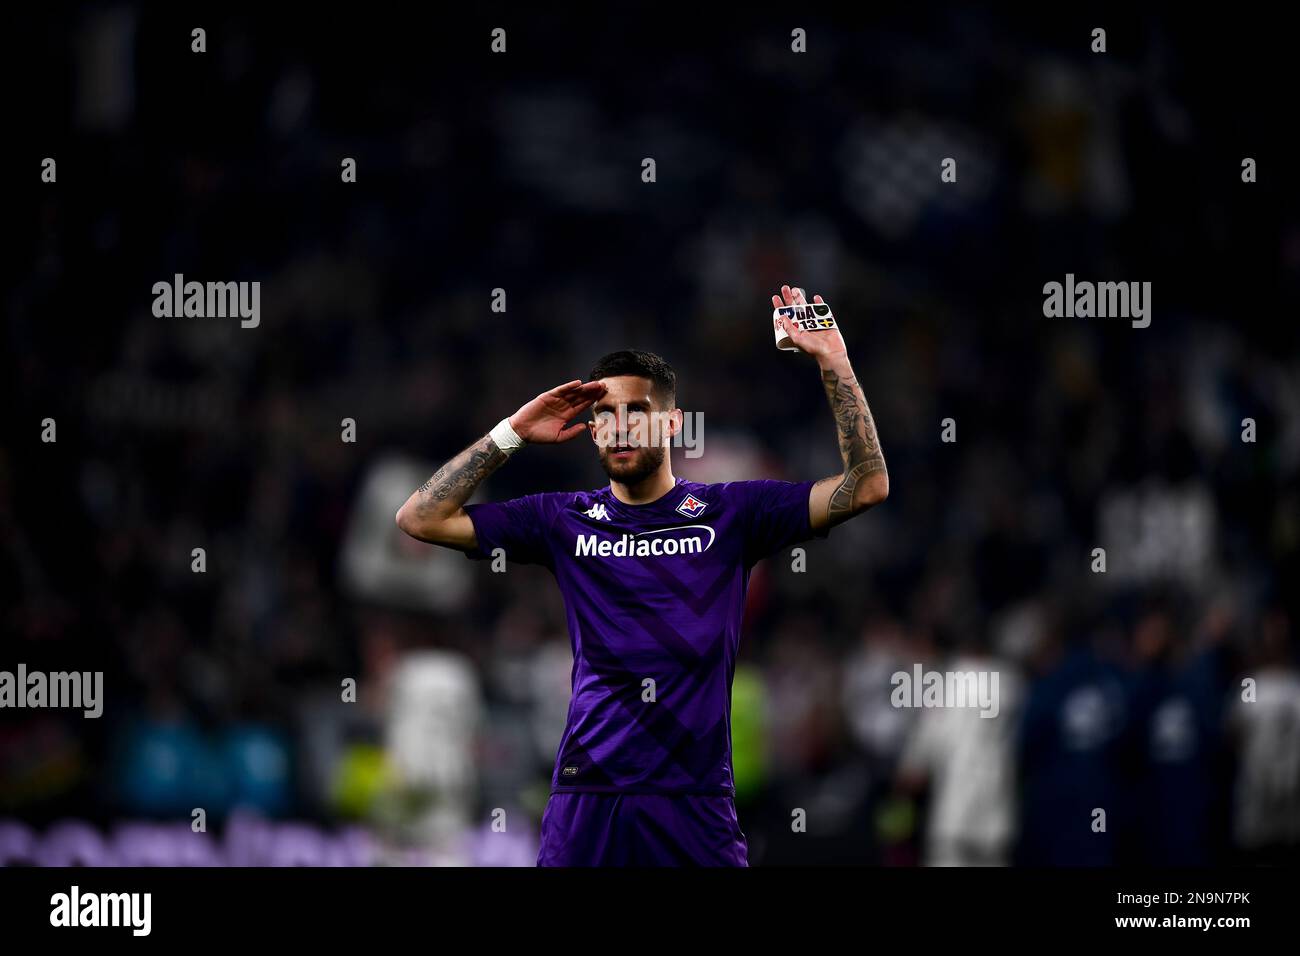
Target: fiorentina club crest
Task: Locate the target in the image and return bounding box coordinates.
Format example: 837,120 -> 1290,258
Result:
676,494 -> 707,518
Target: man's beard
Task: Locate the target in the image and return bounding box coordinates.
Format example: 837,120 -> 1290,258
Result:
598,445 -> 665,486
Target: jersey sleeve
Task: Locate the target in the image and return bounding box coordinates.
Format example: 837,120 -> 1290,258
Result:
462,493 -> 559,567
730,478 -> 824,565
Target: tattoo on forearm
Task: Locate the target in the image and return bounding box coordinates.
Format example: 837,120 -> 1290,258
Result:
818,367 -> 886,520
413,434 -> 507,516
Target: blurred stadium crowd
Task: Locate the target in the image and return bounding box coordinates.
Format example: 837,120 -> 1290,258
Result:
3,8 -> 1298,864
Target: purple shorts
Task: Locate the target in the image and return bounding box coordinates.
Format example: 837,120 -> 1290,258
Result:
537,792 -> 749,867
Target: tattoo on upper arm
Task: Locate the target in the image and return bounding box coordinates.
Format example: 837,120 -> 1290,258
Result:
820,368 -> 886,521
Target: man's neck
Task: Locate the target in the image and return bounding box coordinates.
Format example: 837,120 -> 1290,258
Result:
610,465 -> 677,506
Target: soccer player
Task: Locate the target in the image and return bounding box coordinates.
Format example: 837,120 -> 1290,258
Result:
395,285 -> 888,865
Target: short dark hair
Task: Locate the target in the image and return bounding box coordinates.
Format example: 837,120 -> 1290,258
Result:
589,349 -> 676,407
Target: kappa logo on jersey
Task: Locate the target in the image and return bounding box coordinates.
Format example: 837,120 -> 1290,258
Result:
584,503 -> 610,521
676,494 -> 707,518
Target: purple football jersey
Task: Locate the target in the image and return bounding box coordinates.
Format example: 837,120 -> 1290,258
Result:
464,477 -> 822,794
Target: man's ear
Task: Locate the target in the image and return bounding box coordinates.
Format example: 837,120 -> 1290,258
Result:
668,407 -> 684,438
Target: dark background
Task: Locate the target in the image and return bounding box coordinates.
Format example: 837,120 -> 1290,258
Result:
3,5 -> 1298,865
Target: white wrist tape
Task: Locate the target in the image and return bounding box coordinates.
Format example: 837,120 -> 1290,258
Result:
489,417 -> 525,454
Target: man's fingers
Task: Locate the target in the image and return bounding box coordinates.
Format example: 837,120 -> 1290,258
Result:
775,286 -> 821,307
562,386 -> 606,417
569,381 -> 607,403
548,379 -> 585,397
556,421 -> 589,442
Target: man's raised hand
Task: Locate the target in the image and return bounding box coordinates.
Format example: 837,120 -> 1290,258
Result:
509,379 -> 608,443
771,284 -> 848,361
